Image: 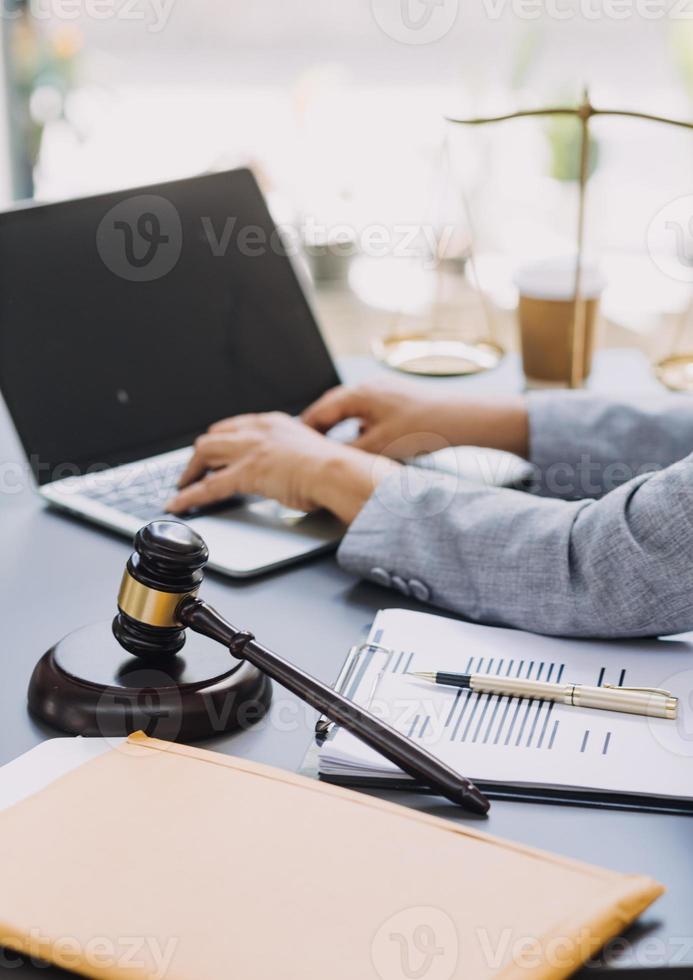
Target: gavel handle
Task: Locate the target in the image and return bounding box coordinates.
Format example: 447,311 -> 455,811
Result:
178,597 -> 489,815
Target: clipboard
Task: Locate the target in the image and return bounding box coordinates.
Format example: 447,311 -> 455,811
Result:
304,628 -> 693,817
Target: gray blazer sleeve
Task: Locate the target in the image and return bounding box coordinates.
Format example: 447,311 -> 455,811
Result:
529,392 -> 693,499
337,454 -> 693,638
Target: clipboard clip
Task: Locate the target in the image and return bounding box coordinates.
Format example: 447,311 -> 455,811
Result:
352,641 -> 395,658
315,641 -> 395,740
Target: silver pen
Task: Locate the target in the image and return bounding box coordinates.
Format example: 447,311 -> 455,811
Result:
410,670 -> 678,720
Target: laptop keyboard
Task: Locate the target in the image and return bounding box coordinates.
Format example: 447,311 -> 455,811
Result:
76,450 -> 307,525
83,460 -> 186,521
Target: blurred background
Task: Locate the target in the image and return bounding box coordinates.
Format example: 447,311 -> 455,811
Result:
0,0 -> 692,366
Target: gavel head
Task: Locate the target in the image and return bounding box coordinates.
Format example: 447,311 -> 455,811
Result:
113,520 -> 209,658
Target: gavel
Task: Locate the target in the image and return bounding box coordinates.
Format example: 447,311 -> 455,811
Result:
31,521 -> 489,815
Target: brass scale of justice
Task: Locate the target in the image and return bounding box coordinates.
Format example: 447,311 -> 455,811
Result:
380,89 -> 693,389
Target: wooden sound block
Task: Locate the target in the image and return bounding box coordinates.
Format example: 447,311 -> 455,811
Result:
28,621 -> 272,742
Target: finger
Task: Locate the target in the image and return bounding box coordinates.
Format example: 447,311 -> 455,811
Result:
178,437 -> 221,488
208,413 -> 260,434
167,466 -> 243,513
301,386 -> 368,432
177,450 -> 209,490
350,428 -> 384,454
177,433 -> 247,488
354,431 -> 440,460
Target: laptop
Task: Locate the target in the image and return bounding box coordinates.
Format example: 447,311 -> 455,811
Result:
0,168 -> 345,576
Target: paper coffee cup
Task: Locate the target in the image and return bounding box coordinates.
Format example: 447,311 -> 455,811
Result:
515,258 -> 605,386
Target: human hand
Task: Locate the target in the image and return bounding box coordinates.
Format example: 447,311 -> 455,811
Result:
302,379 -> 529,459
166,412 -> 398,525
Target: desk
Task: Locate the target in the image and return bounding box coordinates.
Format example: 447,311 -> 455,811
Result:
0,351 -> 691,977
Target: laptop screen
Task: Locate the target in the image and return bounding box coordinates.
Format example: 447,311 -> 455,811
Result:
0,169 -> 340,485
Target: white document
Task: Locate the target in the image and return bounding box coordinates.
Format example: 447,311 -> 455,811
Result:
319,609 -> 693,801
0,738 -> 119,813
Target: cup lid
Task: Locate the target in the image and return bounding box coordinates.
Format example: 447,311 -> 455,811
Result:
514,257 -> 605,300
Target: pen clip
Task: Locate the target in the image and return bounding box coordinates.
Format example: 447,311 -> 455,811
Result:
603,683 -> 675,698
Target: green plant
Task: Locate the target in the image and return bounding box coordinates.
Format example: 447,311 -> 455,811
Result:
546,112 -> 599,182
671,23 -> 693,103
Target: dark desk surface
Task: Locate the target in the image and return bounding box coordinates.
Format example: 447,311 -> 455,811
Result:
0,351 -> 691,976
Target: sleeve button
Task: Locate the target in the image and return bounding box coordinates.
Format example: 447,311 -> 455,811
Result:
391,575 -> 410,596
370,567 -> 392,588
409,579 -> 430,602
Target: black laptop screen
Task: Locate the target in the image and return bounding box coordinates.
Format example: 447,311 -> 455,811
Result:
0,169 -> 340,485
